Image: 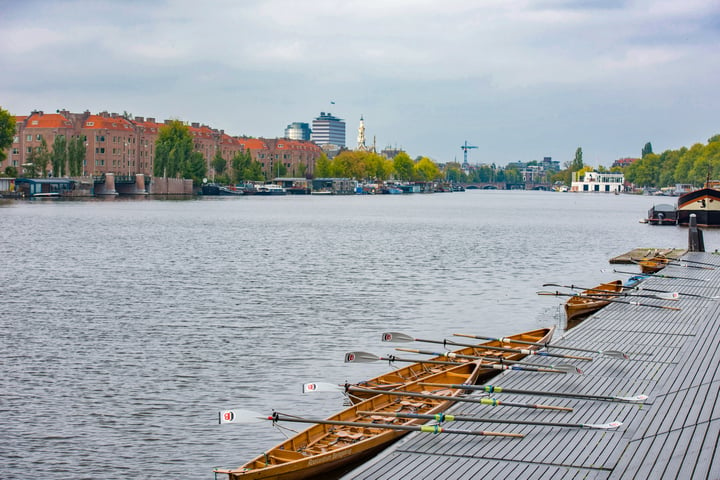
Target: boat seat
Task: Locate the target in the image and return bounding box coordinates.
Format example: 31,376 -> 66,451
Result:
269,450 -> 307,463
334,430 -> 364,440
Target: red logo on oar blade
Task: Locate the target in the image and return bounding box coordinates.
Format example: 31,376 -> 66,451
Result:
223,411 -> 235,422
383,333 -> 393,341
306,383 -> 317,391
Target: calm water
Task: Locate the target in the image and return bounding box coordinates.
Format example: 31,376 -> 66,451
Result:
0,191 -> 712,479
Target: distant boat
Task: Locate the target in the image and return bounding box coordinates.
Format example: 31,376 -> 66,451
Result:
646,204 -> 678,226
254,184 -> 286,196
677,180 -> 720,226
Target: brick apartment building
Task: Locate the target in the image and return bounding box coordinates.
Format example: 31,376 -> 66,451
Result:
1,110 -> 323,180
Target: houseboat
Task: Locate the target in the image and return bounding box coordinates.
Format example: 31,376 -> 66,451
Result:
646,203 -> 678,225
677,180 -> 720,227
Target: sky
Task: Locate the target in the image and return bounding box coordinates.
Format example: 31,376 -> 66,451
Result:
2,0 -> 719,167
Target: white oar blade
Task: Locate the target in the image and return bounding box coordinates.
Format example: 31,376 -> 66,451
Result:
584,421 -> 622,430
553,364 -> 583,375
615,394 -> 649,403
303,382 -> 343,394
219,409 -> 266,424
382,331 -> 415,343
602,350 -> 630,360
654,292 -> 679,300
344,351 -> 380,363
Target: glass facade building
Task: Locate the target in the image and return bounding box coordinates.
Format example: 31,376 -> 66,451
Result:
284,122 -> 312,141
310,112 -> 345,147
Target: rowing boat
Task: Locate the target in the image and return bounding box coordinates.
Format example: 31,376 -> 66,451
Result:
350,327 -> 554,401
215,360 -> 485,479
565,280 -> 623,327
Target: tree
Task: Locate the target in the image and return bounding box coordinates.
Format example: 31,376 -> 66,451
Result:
414,157 -> 441,181
51,135 -> 67,177
154,120 -> 206,183
642,142 -> 653,158
393,152 -> 414,180
314,154 -> 331,178
35,137 -> 51,177
67,137 -> 86,176
0,106 -> 14,164
231,150 -> 252,183
211,150 -> 227,178
571,147 -> 584,172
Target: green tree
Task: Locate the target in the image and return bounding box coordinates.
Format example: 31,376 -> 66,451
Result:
211,150 -> 227,178
571,147 -> 584,171
243,160 -> 265,181
4,166 -> 18,177
393,152 -> 414,180
314,153 -> 331,178
231,150 -> 251,183
0,106 -> 14,164
154,120 -> 206,183
642,142 -> 653,158
67,137 -> 86,176
35,137 -> 51,177
51,135 -> 67,177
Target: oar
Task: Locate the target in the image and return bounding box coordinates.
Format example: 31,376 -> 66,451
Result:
358,410 -> 622,430
676,258 -> 717,267
452,333 -> 629,359
605,268 -> 709,282
345,351 -> 573,374
381,332 -> 593,361
537,291 -> 682,312
219,409 -> 524,437
302,382 -> 573,411
420,383 -> 648,403
541,283 -> 679,301
393,347 -> 583,374
617,283 -> 720,300
630,258 -> 714,270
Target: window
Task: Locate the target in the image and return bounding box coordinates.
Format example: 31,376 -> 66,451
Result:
86,122 -> 95,126
26,134 -> 32,141
31,120 -> 38,125
26,146 -> 32,153
13,136 -> 18,143
36,134 -> 42,141
12,148 -> 18,155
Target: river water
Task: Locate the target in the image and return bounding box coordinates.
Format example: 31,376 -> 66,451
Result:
0,191 -> 713,479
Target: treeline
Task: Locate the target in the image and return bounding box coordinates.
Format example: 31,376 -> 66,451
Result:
624,135 -> 720,188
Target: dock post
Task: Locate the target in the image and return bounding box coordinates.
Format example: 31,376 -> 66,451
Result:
688,214 -> 705,252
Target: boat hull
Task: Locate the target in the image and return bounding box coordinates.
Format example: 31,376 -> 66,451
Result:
216,361 -> 484,480
351,327 -> 554,401
677,187 -> 720,227
565,280 -> 623,327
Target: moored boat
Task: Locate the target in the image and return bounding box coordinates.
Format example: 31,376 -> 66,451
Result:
215,360 -> 484,480
565,280 -> 623,327
635,257 -> 669,274
646,204 -> 678,225
677,180 -> 720,227
351,327 -> 554,401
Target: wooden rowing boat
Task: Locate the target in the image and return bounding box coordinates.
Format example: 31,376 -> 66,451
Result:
350,327 -> 554,401
565,280 -> 623,327
215,360 -> 485,480
634,256 -> 669,274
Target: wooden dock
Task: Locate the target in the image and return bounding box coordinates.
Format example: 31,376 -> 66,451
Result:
609,247 -> 686,264
344,252 -> 720,479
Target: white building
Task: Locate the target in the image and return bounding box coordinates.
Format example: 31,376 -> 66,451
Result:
311,112 -> 345,147
571,171 -> 625,193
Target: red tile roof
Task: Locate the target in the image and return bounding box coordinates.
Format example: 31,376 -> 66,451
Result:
25,113 -> 73,129
83,114 -> 134,131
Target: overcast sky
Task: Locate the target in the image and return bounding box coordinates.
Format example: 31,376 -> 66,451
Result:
2,0 -> 719,166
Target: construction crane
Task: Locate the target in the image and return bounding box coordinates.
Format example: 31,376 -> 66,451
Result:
460,140 -> 478,165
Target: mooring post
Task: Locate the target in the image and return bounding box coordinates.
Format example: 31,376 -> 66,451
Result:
688,214 -> 705,252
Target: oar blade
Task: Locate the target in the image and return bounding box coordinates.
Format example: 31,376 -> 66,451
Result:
552,364 -> 584,375
382,331 -> 415,343
615,394 -> 649,403
602,350 -> 630,360
219,409 -> 267,424
584,421 -> 623,430
302,382 -> 343,394
344,351 -> 381,363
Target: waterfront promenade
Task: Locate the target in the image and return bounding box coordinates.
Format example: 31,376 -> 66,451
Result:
345,252 -> 720,479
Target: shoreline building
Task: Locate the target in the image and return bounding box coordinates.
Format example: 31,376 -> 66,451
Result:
1,109 -> 322,181
310,112 -> 345,148
571,171 -> 625,193
284,122 -> 311,141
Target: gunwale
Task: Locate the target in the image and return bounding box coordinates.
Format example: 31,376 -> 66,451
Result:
216,327 -> 553,480
564,280 -> 624,324
351,327 -> 554,400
